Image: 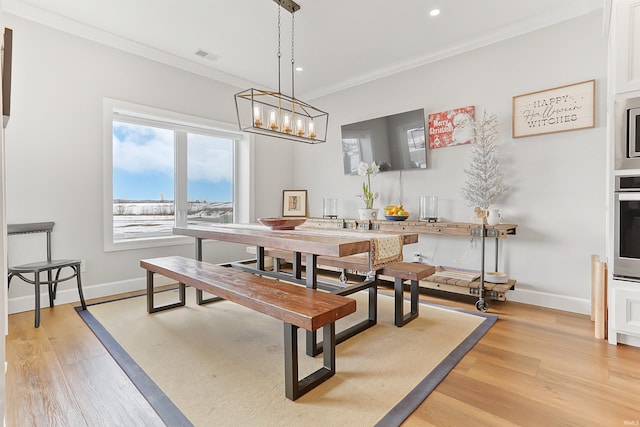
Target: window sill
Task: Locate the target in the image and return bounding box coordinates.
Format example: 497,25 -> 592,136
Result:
104,234 -> 195,252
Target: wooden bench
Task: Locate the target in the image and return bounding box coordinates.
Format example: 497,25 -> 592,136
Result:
248,247 -> 435,326
381,261 -> 436,326
140,256 -> 356,401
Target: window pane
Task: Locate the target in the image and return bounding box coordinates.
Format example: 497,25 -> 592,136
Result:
187,133 -> 234,224
113,121 -> 174,240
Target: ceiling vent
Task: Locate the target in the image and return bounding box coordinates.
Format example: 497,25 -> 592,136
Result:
194,49 -> 218,61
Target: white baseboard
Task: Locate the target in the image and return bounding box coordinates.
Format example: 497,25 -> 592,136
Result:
613,333 -> 640,347
7,275 -> 175,315
507,289 -> 591,315
9,276 -> 591,317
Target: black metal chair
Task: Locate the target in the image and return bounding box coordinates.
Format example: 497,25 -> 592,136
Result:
7,222 -> 87,327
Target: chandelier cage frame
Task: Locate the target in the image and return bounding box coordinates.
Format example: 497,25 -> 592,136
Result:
234,0 -> 329,144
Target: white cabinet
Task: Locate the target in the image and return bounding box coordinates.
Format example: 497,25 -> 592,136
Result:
608,279 -> 640,346
608,1 -> 640,348
614,0 -> 640,94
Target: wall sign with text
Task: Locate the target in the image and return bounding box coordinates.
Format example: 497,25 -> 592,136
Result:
512,80 -> 595,138
428,106 -> 475,149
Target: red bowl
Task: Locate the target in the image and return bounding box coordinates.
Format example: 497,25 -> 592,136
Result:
258,217 -> 306,230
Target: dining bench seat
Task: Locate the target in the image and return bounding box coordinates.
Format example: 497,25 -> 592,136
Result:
140,255 -> 356,401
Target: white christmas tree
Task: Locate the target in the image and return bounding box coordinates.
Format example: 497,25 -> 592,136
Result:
461,111 -> 506,210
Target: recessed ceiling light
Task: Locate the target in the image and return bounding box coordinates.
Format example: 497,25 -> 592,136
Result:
296,67 -> 303,72
429,9 -> 440,16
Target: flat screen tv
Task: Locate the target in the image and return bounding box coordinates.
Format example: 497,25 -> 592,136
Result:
341,108 -> 427,175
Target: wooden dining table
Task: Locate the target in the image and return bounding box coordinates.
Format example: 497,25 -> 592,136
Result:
173,222 -> 419,354
174,223 -> 418,279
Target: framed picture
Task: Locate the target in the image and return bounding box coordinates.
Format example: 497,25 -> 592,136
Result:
282,190 -> 307,217
512,79 -> 595,138
428,106 -> 475,149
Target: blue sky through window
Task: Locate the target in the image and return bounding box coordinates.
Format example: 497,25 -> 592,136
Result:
188,133 -> 233,202
113,122 -> 233,202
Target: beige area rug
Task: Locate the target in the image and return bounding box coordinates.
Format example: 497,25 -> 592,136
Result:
79,288 -> 496,426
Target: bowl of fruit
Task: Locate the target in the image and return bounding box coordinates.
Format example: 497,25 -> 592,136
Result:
384,204 -> 409,221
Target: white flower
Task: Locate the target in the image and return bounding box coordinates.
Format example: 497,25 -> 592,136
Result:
355,162 -> 380,209
357,162 -> 369,177
357,161 -> 380,177
371,161 -> 380,175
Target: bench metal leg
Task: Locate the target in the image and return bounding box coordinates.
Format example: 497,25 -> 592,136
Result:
229,255 -> 373,357
335,280 -> 377,344
146,270 -> 186,313
300,253 -> 372,358
309,279 -> 377,357
285,322 -> 335,400
196,289 -> 224,305
394,278 -> 419,327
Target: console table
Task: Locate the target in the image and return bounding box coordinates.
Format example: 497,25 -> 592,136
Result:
300,218 -> 518,311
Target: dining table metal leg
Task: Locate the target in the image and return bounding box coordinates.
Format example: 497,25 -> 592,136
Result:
292,251 -> 302,279
305,252 -> 318,357
194,237 -> 223,305
195,237 -> 203,261
255,246 -> 265,270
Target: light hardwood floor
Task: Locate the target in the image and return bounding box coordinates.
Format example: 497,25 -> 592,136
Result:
6,286 -> 640,426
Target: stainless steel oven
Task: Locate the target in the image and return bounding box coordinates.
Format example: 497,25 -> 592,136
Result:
614,175 -> 640,281
615,97 -> 640,170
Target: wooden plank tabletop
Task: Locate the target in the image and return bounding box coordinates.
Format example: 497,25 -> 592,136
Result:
173,223 -> 418,258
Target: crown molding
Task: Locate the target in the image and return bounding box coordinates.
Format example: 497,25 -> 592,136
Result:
4,1 -> 603,101
304,4 -> 604,100
3,1 -> 257,91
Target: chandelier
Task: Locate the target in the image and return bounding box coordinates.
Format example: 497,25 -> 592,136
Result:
234,0 -> 328,144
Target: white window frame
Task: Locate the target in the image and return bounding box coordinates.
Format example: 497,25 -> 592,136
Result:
103,98 -> 254,252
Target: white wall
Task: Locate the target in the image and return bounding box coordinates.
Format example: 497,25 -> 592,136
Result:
294,11 -> 608,314
2,14 -> 294,312
3,11 -> 608,315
